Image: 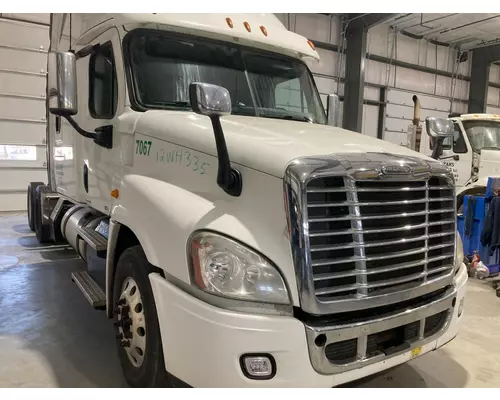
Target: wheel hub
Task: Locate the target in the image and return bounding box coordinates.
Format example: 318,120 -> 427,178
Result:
115,277 -> 146,368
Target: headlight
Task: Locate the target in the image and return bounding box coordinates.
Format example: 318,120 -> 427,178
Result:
455,232 -> 464,272
188,231 -> 290,304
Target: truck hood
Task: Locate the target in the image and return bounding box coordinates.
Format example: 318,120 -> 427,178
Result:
135,111 -> 434,177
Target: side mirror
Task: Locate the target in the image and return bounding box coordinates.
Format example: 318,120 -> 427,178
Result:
47,51 -> 78,116
425,117 -> 454,139
189,82 -> 231,117
189,82 -> 241,197
47,51 -> 112,149
326,94 -> 340,127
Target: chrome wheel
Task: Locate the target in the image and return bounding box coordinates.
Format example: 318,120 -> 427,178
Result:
116,276 -> 146,368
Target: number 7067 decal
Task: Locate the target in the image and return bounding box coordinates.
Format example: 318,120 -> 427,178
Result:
136,140 -> 152,156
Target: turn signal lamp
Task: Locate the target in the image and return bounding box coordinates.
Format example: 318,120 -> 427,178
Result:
111,189 -> 119,199
307,39 -> 316,51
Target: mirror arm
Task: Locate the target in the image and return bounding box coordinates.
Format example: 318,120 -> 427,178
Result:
64,115 -> 113,149
65,115 -> 96,139
209,115 -> 242,197
431,138 -> 444,160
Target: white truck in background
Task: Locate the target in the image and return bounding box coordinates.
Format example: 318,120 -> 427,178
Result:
419,112 -> 500,210
28,13 -> 467,387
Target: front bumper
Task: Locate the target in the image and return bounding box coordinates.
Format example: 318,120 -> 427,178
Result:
149,264 -> 467,388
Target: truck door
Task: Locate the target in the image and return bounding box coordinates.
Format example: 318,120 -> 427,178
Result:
74,28 -> 124,214
439,122 -> 472,189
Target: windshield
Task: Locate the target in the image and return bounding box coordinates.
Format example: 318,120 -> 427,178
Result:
126,30 -> 327,124
463,120 -> 500,152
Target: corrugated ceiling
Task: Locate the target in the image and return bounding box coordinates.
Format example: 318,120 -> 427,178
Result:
385,13 -> 500,50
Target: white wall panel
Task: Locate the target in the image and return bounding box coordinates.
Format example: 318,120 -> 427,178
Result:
488,86 -> 500,107
0,120 -> 46,145
434,75 -> 451,98
365,59 -> 391,86
437,46 -> 452,73
1,14 -> 50,25
452,101 -> 467,114
0,169 -> 47,191
362,105 -> 378,138
396,35 -> 420,65
490,64 -> 500,84
0,47 -> 47,72
0,19 -> 49,50
394,67 -> 435,95
309,48 -> 338,77
0,16 -> 49,210
294,14 -> 338,45
426,43 -> 437,69
0,96 -> 45,121
367,24 -> 390,58
487,105 -> 500,114
313,75 -> 336,96
387,89 -> 450,111
0,71 -> 45,97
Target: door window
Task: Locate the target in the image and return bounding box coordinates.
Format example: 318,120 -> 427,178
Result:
89,42 -> 118,119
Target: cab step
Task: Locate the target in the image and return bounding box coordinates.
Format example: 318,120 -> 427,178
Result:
77,225 -> 108,258
71,271 -> 106,309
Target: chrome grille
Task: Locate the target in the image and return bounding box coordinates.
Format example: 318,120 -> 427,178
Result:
306,176 -> 455,301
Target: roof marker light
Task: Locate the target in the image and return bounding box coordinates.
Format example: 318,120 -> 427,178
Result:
226,17 -> 233,28
244,21 -> 251,32
260,26 -> 268,36
307,40 -> 316,51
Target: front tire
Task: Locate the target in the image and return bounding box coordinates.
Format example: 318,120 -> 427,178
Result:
34,186 -> 51,243
113,245 -> 171,388
27,181 -> 43,231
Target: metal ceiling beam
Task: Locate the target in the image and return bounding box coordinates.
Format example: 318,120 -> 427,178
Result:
467,44 -> 500,113
347,13 -> 398,29
343,18 -> 367,133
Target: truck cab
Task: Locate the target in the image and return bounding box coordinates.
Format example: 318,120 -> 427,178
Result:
28,13 -> 468,388
419,113 -> 500,210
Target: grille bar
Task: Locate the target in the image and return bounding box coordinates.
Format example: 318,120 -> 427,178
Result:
307,186 -> 427,193
306,174 -> 455,302
308,220 -> 455,237
309,208 -> 454,223
313,253 -> 454,281
308,197 -> 453,208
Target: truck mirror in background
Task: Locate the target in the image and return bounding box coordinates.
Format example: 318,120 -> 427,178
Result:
425,117 -> 454,160
47,51 -> 78,116
425,117 -> 454,139
189,82 -> 242,197
326,94 -> 340,127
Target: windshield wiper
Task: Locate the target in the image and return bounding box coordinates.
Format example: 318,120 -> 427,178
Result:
262,114 -> 313,123
149,101 -> 191,108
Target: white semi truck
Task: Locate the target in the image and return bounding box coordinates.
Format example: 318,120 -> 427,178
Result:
419,112 -> 500,210
28,13 -> 467,388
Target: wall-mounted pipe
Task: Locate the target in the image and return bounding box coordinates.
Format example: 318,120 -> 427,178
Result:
412,95 -> 421,126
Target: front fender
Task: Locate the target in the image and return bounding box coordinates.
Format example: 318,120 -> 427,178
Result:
110,174 -> 215,283
108,169 -> 300,306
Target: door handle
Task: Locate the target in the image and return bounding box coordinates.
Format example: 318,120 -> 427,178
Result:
439,155 -> 459,161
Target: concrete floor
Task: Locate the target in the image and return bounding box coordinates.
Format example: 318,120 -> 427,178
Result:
1,212 -> 500,388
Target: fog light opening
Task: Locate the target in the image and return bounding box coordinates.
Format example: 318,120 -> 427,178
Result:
240,354 -> 276,380
315,334 -> 327,347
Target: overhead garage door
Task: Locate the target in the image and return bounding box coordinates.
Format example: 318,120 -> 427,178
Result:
0,14 -> 49,211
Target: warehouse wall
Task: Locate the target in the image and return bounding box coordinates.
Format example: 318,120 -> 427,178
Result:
275,13 -> 473,145
0,13 -> 50,211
